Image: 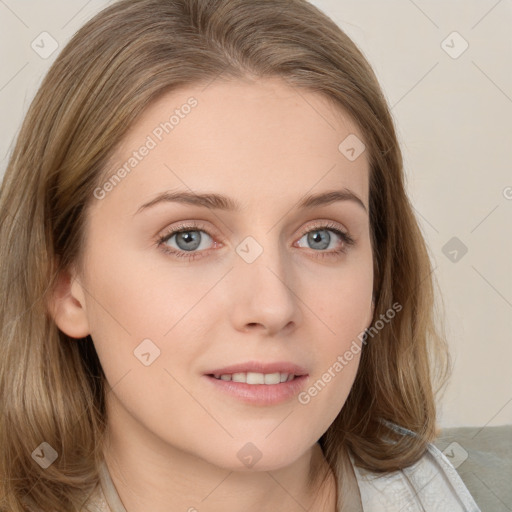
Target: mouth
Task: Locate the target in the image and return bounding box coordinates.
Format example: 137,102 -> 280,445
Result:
208,372 -> 299,384
203,361 -> 309,405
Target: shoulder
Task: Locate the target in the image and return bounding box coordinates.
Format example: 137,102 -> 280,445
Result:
349,441 -> 481,511
81,484 -> 111,512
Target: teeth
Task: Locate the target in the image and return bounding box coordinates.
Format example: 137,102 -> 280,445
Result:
247,372 -> 265,384
264,373 -> 280,385
213,372 -> 296,384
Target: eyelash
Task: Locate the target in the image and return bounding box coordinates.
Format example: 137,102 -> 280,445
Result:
156,220 -> 355,261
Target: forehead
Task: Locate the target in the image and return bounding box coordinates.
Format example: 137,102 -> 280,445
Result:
95,76 -> 369,216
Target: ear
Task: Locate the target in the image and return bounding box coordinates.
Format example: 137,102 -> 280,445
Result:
47,264 -> 90,339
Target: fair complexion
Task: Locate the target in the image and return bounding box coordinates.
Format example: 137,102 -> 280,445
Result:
50,76 -> 373,511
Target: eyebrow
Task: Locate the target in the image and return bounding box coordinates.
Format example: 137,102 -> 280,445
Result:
134,188 -> 367,215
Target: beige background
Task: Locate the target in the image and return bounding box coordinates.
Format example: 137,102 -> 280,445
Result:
0,0 -> 510,428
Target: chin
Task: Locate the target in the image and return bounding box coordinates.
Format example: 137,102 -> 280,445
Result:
208,439 -> 310,473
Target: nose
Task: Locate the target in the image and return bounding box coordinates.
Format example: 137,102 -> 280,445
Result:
228,238 -> 302,336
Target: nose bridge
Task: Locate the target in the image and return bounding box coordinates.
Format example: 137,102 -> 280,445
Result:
229,230 -> 300,333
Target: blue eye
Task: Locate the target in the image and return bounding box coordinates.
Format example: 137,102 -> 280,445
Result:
157,221 -> 355,261
164,229 -> 212,253
157,223 -> 215,261
297,228 -> 346,251
295,221 -> 355,259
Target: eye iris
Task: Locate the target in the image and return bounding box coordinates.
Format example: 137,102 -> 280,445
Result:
308,230 -> 330,250
176,231 -> 201,251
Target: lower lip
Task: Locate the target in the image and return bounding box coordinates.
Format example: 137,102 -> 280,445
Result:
203,375 -> 309,406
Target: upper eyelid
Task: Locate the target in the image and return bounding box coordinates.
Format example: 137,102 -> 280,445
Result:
158,219 -> 349,240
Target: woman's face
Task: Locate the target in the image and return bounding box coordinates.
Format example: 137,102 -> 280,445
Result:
66,76 -> 374,471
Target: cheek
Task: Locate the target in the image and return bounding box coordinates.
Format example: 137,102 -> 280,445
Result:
314,258 -> 374,343
300,258 -> 372,410
82,243 -> 221,391
83,241 -> 192,339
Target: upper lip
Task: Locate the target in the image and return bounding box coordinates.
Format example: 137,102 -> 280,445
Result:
205,361 -> 308,376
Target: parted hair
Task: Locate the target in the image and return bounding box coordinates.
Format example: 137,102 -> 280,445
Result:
0,0 -> 451,510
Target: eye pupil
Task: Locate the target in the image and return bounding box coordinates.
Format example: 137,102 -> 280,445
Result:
176,231 -> 201,251
308,230 -> 330,250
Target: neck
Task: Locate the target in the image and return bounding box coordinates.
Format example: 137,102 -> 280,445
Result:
101,396 -> 336,512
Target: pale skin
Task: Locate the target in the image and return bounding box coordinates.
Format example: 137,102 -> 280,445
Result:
49,76 -> 374,511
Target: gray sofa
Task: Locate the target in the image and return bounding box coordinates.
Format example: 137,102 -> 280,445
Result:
433,425 -> 512,511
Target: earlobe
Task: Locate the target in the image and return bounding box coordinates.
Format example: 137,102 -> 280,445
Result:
47,265 -> 90,339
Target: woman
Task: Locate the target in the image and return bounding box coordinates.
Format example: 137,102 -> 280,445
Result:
0,0 -> 481,510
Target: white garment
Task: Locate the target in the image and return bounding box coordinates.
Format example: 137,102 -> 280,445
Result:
85,438 -> 481,511
349,442 -> 481,511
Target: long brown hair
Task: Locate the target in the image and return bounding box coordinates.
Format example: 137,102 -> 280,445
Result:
0,0 -> 451,510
